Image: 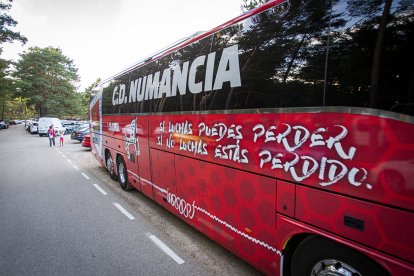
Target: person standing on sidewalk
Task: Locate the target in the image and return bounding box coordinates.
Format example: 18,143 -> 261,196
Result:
47,125 -> 56,147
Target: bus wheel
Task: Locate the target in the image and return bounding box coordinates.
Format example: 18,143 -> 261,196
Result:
106,152 -> 117,180
291,236 -> 388,276
117,156 -> 132,191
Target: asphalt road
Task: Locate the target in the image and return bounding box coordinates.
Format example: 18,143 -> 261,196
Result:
0,125 -> 261,275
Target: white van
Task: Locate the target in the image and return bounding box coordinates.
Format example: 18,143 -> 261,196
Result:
37,117 -> 66,137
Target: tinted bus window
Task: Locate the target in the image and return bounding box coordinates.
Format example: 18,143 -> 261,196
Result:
326,0 -> 414,115
208,0 -> 329,111
108,73 -> 132,115
101,0 -> 413,116
128,60 -> 161,114
175,36 -> 213,112
101,82 -> 113,115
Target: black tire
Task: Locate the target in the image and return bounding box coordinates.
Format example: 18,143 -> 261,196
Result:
117,156 -> 132,191
291,236 -> 389,276
105,152 -> 118,180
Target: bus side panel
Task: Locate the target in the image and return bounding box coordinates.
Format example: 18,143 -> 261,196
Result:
102,115 -> 141,190
102,114 -> 119,150
101,115 -> 116,161
174,155 -> 277,275
137,115 -> 154,199
150,149 -> 177,213
277,215 -> 414,276
122,116 -> 141,191
295,185 -> 414,264
90,95 -> 103,164
150,112 -> 414,212
91,135 -> 105,166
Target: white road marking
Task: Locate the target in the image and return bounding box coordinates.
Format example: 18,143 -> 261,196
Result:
67,159 -> 72,164
146,233 -> 185,265
62,154 -> 67,158
81,173 -> 90,180
73,165 -> 79,170
113,203 -> 135,220
93,184 -> 107,195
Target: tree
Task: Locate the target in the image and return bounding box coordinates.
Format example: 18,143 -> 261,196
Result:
0,57 -> 12,120
13,47 -> 80,117
347,0 -> 394,108
295,0 -> 414,111
241,0 -> 269,12
0,0 -> 27,53
77,79 -> 101,120
220,0 -> 340,109
0,0 -> 27,119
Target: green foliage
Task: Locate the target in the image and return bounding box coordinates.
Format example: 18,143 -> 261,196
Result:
77,78 -> 100,119
0,57 -> 12,119
0,0 -> 27,119
0,0 -> 27,53
13,47 -> 80,117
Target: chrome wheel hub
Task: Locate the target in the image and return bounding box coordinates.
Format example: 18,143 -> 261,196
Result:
312,259 -> 360,276
119,162 -> 126,183
107,157 -> 113,173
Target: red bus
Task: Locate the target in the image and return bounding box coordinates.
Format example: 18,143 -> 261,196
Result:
89,0 -> 414,274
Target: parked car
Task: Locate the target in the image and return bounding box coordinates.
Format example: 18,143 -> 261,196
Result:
75,121 -> 87,125
37,117 -> 66,137
70,124 -> 82,137
0,120 -> 9,129
71,123 -> 89,141
24,119 -> 37,132
25,118 -> 37,129
26,121 -> 33,132
62,120 -> 79,134
82,134 -> 91,148
29,122 -> 38,134
25,120 -> 32,130
10,119 -> 22,125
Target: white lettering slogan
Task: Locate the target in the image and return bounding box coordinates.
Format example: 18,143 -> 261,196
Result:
253,123 -> 372,189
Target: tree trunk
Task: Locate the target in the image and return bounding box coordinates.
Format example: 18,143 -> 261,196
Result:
282,33 -> 308,84
1,97 -> 5,120
40,103 -> 45,117
225,47 -> 258,109
369,0 -> 393,108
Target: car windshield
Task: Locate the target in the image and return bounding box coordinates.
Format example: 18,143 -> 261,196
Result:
73,124 -> 86,131
78,124 -> 89,130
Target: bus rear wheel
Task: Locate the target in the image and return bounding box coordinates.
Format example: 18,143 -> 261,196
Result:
290,236 -> 388,276
106,152 -> 117,180
117,156 -> 132,191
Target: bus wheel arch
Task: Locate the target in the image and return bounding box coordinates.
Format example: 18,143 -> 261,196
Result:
116,155 -> 132,191
281,233 -> 309,276
286,235 -> 389,276
105,149 -> 117,180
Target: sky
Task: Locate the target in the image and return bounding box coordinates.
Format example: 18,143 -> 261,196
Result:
2,0 -> 245,91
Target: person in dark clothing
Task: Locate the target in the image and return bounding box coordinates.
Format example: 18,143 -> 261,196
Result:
47,125 -> 56,147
